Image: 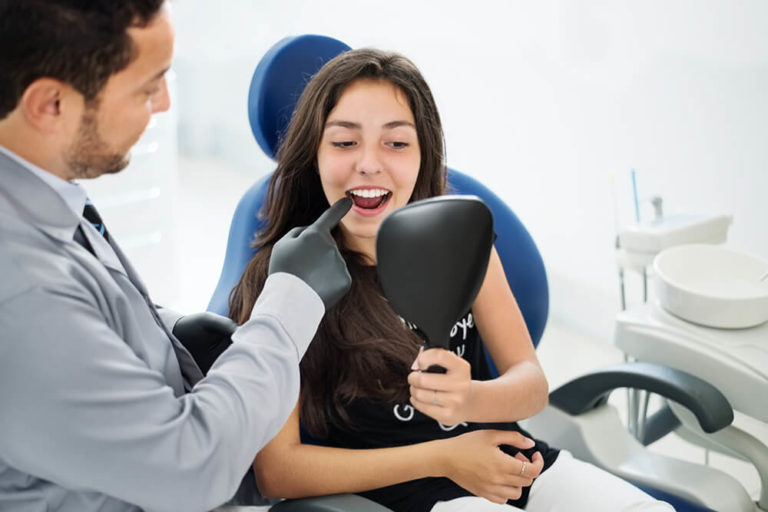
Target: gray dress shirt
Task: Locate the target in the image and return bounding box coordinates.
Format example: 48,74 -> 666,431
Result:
0,148 -> 324,512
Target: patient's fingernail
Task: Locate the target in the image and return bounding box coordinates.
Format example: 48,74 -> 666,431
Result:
523,437 -> 535,448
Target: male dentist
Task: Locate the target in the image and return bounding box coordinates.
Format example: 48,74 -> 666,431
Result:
0,1 -> 351,511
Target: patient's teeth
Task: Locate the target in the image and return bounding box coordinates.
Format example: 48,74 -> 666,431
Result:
350,189 -> 388,198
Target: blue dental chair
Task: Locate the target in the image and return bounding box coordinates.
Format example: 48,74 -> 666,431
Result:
207,35 -> 741,512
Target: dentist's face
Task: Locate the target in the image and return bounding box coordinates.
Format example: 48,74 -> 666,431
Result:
317,79 -> 421,260
64,10 -> 173,179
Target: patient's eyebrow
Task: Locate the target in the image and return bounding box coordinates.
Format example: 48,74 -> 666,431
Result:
383,120 -> 416,129
324,120 -> 416,130
325,120 -> 360,130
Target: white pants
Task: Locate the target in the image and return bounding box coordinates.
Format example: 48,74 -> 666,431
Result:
431,451 -> 675,512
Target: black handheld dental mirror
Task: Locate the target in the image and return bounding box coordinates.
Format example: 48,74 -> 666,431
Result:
376,196 -> 494,373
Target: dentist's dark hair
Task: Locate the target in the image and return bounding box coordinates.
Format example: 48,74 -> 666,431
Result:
229,48 -> 447,436
0,0 -> 165,119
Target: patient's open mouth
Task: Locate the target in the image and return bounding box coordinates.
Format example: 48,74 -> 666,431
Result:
347,188 -> 392,211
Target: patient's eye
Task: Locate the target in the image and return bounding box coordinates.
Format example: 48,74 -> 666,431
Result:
387,141 -> 410,149
332,141 -> 357,148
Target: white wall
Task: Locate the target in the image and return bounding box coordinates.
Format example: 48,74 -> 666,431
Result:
171,0 -> 768,341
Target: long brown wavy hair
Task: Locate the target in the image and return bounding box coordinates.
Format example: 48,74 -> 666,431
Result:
229,48 -> 447,437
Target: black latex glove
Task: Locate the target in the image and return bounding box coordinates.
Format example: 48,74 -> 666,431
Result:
173,312 -> 237,375
269,197 -> 353,310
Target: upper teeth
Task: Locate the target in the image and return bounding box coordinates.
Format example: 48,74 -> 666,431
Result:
350,189 -> 388,198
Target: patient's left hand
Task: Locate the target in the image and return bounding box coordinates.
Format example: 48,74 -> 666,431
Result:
408,347 -> 473,425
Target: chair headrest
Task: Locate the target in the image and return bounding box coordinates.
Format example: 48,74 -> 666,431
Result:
247,34 -> 351,159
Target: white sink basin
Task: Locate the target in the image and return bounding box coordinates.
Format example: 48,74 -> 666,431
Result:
653,244 -> 768,329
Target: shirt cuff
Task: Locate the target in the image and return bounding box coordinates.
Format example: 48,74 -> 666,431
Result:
247,272 -> 324,357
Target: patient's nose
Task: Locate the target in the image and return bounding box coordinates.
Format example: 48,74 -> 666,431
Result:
356,144 -> 382,175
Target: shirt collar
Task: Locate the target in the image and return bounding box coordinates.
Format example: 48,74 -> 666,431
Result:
0,145 -> 81,243
0,145 -> 87,217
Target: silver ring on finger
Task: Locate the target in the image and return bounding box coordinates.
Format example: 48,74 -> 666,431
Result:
432,389 -> 439,406
519,460 -> 527,477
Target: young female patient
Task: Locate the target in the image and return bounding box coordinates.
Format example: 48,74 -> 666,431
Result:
229,48 -> 673,512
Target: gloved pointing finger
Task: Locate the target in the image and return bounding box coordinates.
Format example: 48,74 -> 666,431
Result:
269,197 -> 353,310
308,196 -> 353,233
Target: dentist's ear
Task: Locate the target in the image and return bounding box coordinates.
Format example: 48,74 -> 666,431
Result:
19,78 -> 70,133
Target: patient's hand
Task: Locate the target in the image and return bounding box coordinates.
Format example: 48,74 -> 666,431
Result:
408,347 -> 473,425
439,430 -> 543,504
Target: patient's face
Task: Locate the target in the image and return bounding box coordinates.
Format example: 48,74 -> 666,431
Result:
317,78 -> 421,260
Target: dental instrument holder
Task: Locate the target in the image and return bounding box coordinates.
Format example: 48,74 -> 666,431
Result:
614,201 -> 732,441
377,196 -> 494,373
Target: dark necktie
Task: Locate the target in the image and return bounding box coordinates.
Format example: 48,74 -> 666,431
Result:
72,197 -> 204,388
82,198 -> 110,241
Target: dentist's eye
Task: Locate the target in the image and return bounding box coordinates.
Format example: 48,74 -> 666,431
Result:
141,88 -> 159,100
142,82 -> 162,98
332,141 -> 357,148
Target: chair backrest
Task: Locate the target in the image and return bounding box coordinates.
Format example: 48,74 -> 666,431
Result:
207,34 -> 549,349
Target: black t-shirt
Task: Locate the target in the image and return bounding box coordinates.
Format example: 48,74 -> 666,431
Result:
318,310 -> 560,512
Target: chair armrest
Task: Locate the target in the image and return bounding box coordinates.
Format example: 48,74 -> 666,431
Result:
549,361 -> 733,433
270,494 -> 392,512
